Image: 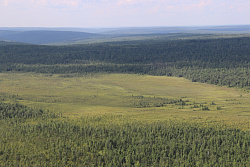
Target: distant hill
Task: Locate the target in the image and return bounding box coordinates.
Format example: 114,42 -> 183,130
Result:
197,25 -> 250,32
86,25 -> 250,34
0,40 -> 26,45
0,30 -> 101,45
0,25 -> 250,45
98,27 -> 195,35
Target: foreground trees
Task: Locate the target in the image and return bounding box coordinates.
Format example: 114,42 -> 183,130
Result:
0,102 -> 249,166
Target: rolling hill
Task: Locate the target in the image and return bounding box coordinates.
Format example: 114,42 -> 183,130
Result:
1,25 -> 250,45
0,30 -> 101,44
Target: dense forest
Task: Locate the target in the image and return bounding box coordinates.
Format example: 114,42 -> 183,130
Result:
1,37 -> 250,65
0,102 -> 249,166
0,36 -> 249,89
0,35 -> 250,166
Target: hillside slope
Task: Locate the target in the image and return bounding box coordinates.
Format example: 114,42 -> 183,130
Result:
0,30 -> 101,44
1,25 -> 250,45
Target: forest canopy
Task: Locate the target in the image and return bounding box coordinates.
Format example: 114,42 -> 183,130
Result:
0,36 -> 249,89
0,33 -> 250,166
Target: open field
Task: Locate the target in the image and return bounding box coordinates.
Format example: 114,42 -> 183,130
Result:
0,72 -> 249,130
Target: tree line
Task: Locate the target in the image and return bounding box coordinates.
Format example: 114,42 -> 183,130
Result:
0,37 -> 249,89
0,37 -> 249,65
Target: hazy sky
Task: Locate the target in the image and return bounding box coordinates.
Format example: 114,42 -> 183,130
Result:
1,0 -> 250,27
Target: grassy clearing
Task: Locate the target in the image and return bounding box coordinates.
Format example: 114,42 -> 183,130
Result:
0,72 -> 249,130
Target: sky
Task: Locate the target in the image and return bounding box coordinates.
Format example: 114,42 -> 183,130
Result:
1,0 -> 250,27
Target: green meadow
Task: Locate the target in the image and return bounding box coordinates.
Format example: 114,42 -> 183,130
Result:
0,72 -> 249,130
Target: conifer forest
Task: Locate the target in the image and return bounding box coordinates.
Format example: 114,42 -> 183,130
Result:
0,31 -> 249,166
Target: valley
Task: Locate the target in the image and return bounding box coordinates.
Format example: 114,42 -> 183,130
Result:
0,28 -> 249,166
1,72 -> 249,130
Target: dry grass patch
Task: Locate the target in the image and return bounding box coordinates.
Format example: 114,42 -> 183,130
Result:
0,72 -> 249,130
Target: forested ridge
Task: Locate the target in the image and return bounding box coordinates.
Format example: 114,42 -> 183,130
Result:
0,37 -> 250,65
0,36 -> 249,89
0,102 -> 249,166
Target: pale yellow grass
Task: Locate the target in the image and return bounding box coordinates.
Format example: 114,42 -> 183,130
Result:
0,72 -> 249,130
